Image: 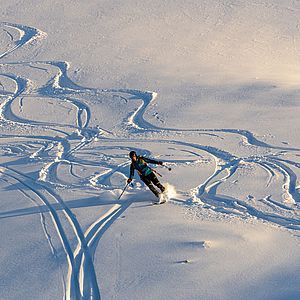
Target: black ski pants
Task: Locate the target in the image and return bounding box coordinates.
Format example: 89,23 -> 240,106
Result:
140,172 -> 165,197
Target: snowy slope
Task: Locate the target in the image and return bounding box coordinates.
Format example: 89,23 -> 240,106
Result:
0,1 -> 300,299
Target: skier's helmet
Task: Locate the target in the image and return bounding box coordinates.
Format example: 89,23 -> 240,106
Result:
129,151 -> 137,159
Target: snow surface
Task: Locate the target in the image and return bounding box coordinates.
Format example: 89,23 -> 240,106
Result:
0,1 -> 300,299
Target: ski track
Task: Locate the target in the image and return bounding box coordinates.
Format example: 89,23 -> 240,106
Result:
0,23 -> 299,299
0,22 -> 47,59
0,174 -> 67,296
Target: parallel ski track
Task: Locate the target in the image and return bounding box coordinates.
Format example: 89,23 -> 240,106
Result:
0,174 -> 67,296
0,165 -> 100,300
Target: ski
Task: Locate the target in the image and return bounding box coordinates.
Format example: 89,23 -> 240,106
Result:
152,199 -> 167,205
152,190 -> 169,205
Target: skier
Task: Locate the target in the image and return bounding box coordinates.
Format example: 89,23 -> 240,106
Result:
127,151 -> 165,198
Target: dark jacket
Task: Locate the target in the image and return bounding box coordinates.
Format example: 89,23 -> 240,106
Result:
129,156 -> 161,179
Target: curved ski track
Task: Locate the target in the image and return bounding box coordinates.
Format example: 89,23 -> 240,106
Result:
0,23 -> 299,299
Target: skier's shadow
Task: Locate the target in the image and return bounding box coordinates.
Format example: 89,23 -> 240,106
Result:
0,194 -> 148,220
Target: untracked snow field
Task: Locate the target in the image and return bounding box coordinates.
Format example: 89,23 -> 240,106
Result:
0,1 -> 300,299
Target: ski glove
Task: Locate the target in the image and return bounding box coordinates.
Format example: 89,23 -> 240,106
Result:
127,178 -> 132,184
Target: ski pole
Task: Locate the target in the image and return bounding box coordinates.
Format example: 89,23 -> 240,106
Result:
118,183 -> 129,200
149,167 -> 162,177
